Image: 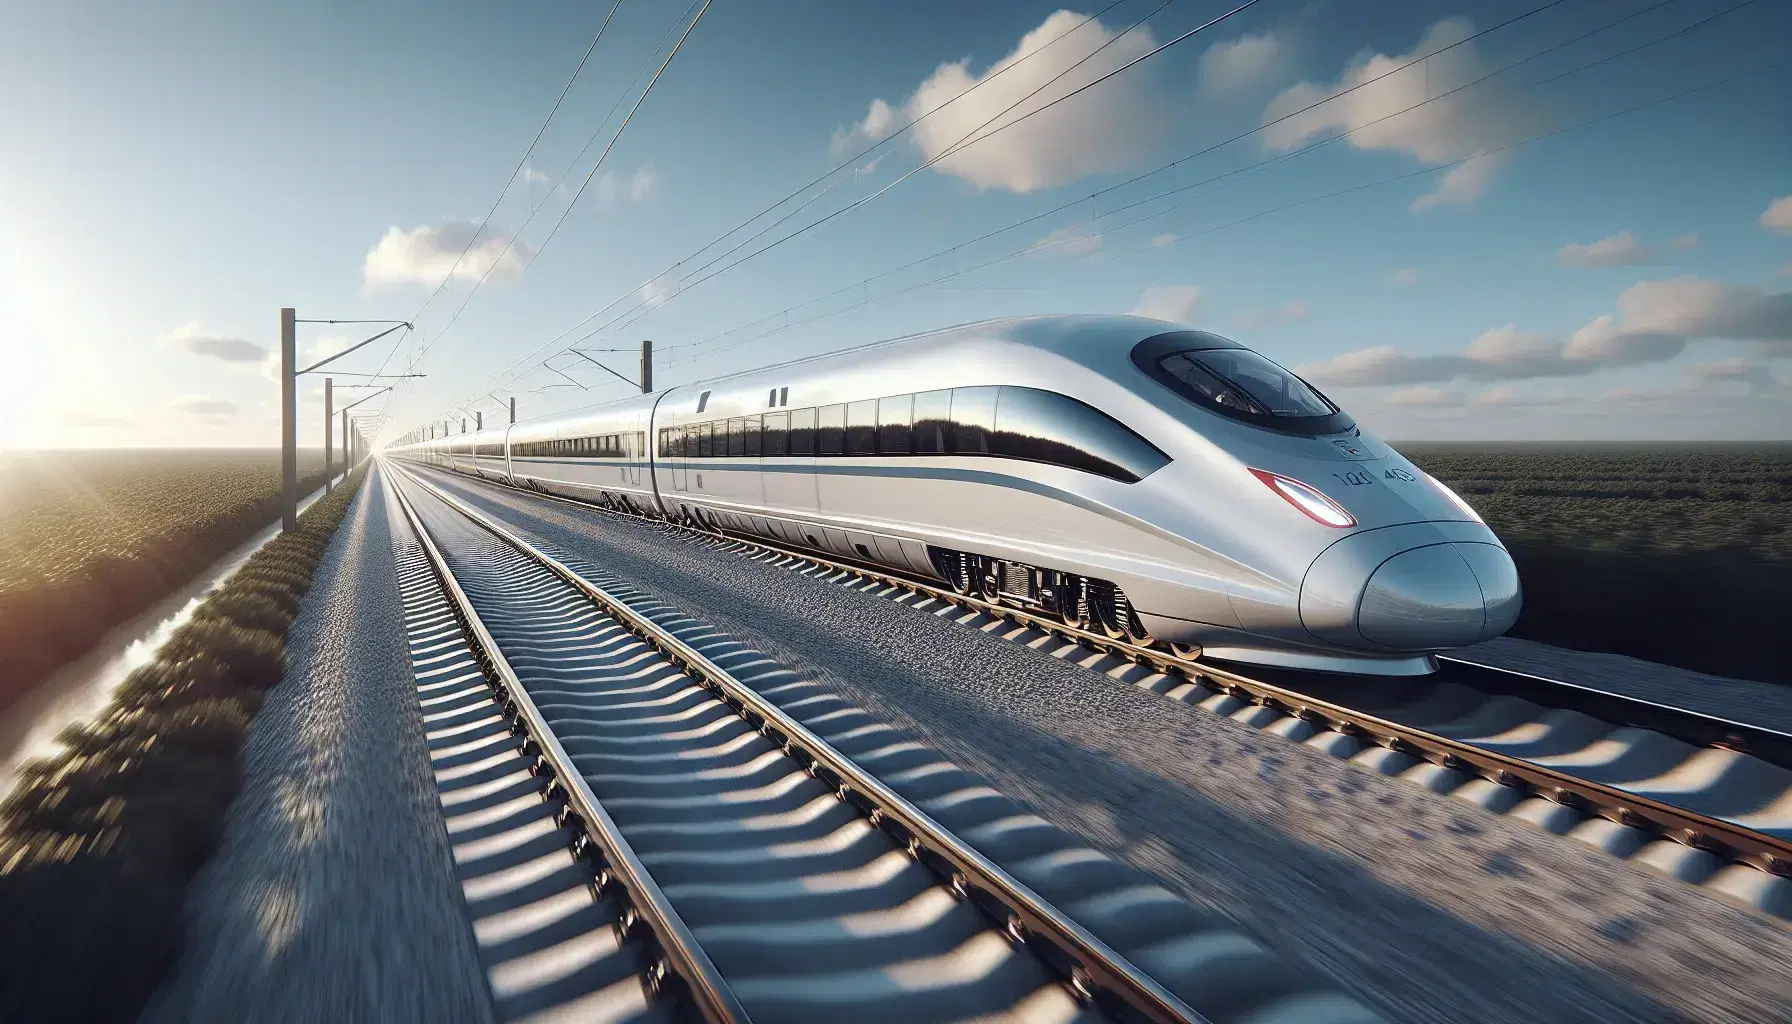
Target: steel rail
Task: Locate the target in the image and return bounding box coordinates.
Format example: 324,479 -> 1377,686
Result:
389,475 -> 752,1024
392,463 -> 1213,1024
1433,656 -> 1792,768
397,462 -> 1792,880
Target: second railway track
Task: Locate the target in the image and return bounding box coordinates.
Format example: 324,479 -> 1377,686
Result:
388,466 -> 1382,1023
403,464 -> 1792,922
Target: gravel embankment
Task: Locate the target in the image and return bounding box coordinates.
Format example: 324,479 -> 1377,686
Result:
416,467 -> 1792,1024
142,467 -> 494,1024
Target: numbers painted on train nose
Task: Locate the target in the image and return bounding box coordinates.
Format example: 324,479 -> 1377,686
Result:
1332,470 -> 1375,487
1383,467 -> 1416,482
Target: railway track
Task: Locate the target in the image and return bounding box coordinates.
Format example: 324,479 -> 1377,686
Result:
387,465 -> 1382,1024
403,465 -> 1792,922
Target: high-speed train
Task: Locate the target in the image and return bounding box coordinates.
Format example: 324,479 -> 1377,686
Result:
389,315 -> 1520,675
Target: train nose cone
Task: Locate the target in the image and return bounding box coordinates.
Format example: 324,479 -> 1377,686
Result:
1357,545 -> 1486,649
1300,525 -> 1524,652
1453,541 -> 1522,640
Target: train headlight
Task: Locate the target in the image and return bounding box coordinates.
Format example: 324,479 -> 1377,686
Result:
1248,469 -> 1356,528
1423,471 -> 1484,524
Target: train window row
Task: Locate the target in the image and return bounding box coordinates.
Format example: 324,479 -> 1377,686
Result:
512,432 -> 643,459
656,386 -> 1169,483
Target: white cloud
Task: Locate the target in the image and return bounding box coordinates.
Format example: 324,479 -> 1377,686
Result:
363,221 -> 534,289
629,166 -> 658,201
1387,267 -> 1419,287
1234,299 -> 1310,331
1761,194 -> 1792,233
1557,231 -> 1656,269
1386,385 -> 1463,408
1297,275 -> 1792,387
261,334 -> 352,382
173,396 -> 238,423
1028,224 -> 1103,258
521,164 -> 551,186
590,165 -> 658,206
639,272 -> 678,311
1198,32 -> 1284,97
831,97 -> 902,155
843,10 -> 1166,193
1671,231 -> 1700,252
1130,284 -> 1203,324
1410,151 -> 1508,212
1688,357 -> 1780,392
1604,275 -> 1792,346
164,322 -> 265,364
1149,232 -> 1176,248
1264,18 -> 1533,209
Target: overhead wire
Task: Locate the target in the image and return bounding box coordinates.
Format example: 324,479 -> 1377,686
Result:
663,0 -> 1761,366
400,0 -> 714,380
446,0 -> 1149,406
543,0 -> 1263,364
500,0 -> 1564,396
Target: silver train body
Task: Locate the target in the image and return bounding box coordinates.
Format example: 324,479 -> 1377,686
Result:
390,315 -> 1521,675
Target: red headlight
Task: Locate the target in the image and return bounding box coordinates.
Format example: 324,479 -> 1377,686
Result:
1249,468 -> 1356,528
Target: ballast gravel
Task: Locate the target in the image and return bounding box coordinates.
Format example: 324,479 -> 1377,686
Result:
142,470 -> 495,1024
419,468 -> 1792,1024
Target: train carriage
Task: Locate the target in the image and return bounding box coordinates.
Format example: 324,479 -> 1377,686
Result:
389,314 -> 1520,676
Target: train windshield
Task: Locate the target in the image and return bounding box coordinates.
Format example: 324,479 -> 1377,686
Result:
1131,330 -> 1353,435
1159,349 -> 1334,418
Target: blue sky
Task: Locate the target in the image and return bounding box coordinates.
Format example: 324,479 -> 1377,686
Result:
1,0 -> 1787,449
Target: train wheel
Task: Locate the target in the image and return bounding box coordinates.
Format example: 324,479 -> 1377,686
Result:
1086,580 -> 1126,639
1040,572 -> 1085,627
1124,606 -> 1156,648
930,549 -> 975,596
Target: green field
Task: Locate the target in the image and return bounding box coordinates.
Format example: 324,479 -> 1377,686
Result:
0,449 -> 328,713
1402,443 -> 1791,683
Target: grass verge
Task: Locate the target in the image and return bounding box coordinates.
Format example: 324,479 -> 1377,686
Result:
0,450 -> 331,717
0,464 -> 367,1023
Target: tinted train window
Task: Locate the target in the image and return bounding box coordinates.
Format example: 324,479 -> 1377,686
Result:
878,395 -> 912,455
763,412 -> 790,456
991,387 -> 1168,482
1131,330 -> 1351,435
818,405 -> 846,456
727,418 -> 745,458
696,422 -> 713,458
950,387 -> 996,454
846,400 -> 877,456
742,415 -> 763,457
790,407 -> 817,456
913,390 -> 950,454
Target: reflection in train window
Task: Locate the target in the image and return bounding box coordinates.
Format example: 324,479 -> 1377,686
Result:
846,400 -> 877,456
990,387 -> 1168,482
949,387 -> 996,455
913,390 -> 950,454
818,404 -> 846,456
763,412 -> 790,456
790,407 -> 817,456
878,394 -> 912,455
742,414 -> 763,457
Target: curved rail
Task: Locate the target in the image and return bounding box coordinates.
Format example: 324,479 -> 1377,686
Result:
393,462 -> 1216,1024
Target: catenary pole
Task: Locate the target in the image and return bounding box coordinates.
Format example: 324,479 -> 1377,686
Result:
324,377 -> 334,494
281,307 -> 297,531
